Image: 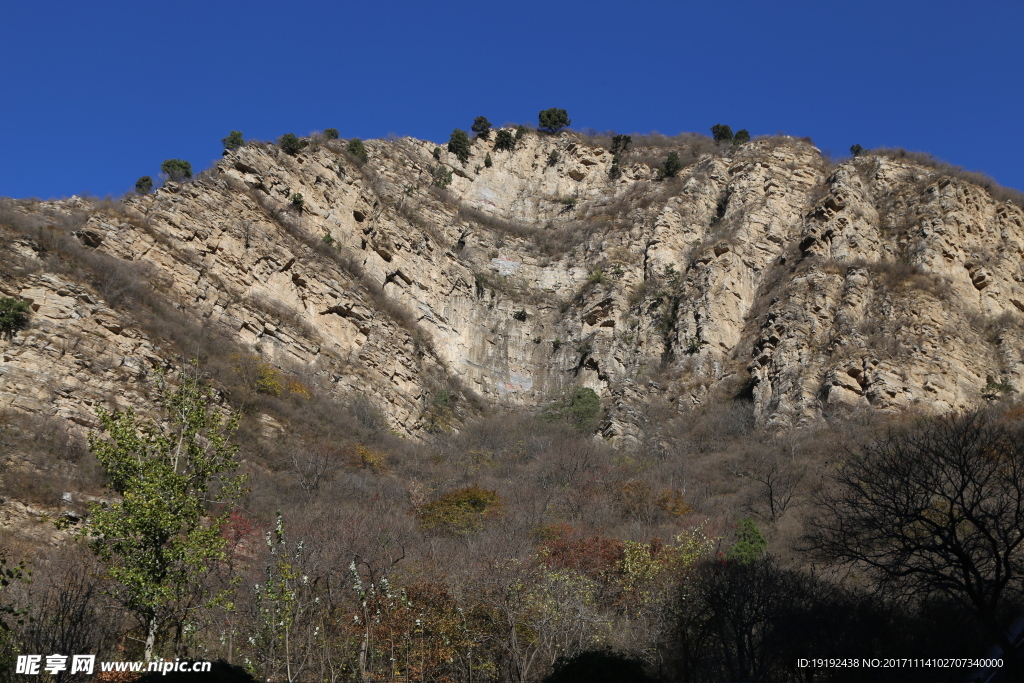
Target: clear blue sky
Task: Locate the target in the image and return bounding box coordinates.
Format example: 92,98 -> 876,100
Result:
3,0 -> 1022,199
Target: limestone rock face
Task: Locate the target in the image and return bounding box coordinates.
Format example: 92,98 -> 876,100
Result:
3,132 -> 1023,439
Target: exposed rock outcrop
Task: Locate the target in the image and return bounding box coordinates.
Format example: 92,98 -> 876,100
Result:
3,132 -> 1023,440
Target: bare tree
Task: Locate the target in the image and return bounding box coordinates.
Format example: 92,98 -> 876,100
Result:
808,410 -> 1024,668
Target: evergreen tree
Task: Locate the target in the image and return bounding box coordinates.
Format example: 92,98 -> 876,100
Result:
448,128 -> 472,164
347,138 -> 368,163
660,151 -> 683,178
734,129 -> 751,144
221,130 -> 244,151
278,133 -> 304,155
493,129 -> 515,152
727,518 -> 767,564
323,128 -> 339,140
135,176 -> 153,195
160,159 -> 192,182
0,298 -> 30,339
471,116 -> 492,140
711,124 -> 734,143
538,108 -> 571,134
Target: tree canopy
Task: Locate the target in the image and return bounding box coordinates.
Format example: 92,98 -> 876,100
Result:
85,370 -> 246,661
538,108 -> 571,134
809,410 -> 1024,667
472,116 -> 492,140
160,159 -> 192,182
448,128 -> 472,164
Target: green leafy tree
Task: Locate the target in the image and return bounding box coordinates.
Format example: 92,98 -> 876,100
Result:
660,151 -> 683,179
472,116 -> 492,140
323,128 -> 339,140
850,144 -> 864,157
278,133 -> 305,155
448,128 -> 472,164
160,159 -> 192,182
135,176 -> 153,195
222,130 -> 244,151
538,108 -> 571,134
727,518 -> 767,564
0,298 -> 31,339
710,124 -> 734,143
734,129 -> 750,144
84,370 -> 246,662
493,129 -> 516,152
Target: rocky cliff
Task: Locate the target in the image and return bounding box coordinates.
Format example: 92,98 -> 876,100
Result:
3,130 -> 1023,442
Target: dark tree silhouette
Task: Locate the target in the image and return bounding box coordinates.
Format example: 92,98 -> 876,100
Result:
809,410 -> 1024,670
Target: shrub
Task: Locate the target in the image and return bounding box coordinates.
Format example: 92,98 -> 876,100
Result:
850,143 -> 864,157
448,128 -> 471,164
734,129 -> 750,144
515,125 -> 528,140
419,485 -> 503,535
727,518 -> 767,564
484,152 -> 492,168
278,133 -> 304,155
347,138 -> 368,162
512,309 -> 527,321
547,149 -> 560,166
135,176 -> 153,195
711,124 -> 734,143
660,151 -> 683,178
290,193 -> 304,210
323,128 -> 339,140
221,130 -> 244,151
432,146 -> 442,160
160,159 -> 192,182
609,158 -> 622,180
493,129 -> 515,152
547,387 -> 601,429
538,108 -> 571,134
471,116 -> 492,140
0,298 -> 30,338
610,134 -> 632,155
431,164 -> 453,188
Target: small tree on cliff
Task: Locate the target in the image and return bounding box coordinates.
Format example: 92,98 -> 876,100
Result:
448,128 -> 472,164
538,108 -> 571,134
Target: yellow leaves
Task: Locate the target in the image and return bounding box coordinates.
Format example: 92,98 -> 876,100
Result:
349,444 -> 387,473
230,353 -> 309,400
656,488 -> 692,517
418,486 -> 504,535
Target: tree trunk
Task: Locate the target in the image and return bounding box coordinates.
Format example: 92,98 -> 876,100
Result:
144,615 -> 158,663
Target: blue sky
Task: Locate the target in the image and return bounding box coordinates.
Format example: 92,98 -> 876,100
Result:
3,0 -> 1022,199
